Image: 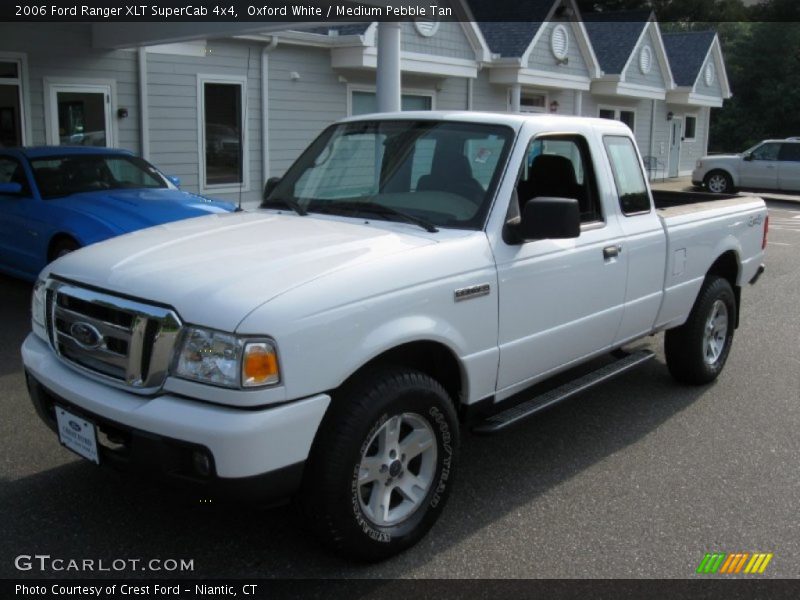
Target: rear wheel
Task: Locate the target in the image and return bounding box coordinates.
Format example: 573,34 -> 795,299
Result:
665,276 -> 736,385
704,170 -> 734,194
299,367 -> 458,561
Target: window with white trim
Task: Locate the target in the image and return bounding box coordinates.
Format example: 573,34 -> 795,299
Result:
350,90 -> 433,116
599,107 -> 635,133
0,59 -> 24,147
684,115 -> 697,141
200,77 -> 246,189
519,91 -> 547,113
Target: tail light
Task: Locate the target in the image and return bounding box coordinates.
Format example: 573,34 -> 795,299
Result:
762,214 -> 769,250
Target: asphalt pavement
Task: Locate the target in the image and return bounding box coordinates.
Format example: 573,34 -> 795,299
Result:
2,201 -> 799,579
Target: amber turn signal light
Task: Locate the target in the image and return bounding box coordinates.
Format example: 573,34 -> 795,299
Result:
242,342 -> 280,387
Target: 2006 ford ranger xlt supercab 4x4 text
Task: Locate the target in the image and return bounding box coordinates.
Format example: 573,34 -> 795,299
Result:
23,112 -> 767,560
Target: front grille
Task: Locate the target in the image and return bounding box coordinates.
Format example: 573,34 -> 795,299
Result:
45,280 -> 182,393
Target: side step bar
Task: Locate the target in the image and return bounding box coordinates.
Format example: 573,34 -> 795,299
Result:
473,350 -> 655,435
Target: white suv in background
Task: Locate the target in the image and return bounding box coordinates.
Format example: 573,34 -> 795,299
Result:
693,138 -> 800,194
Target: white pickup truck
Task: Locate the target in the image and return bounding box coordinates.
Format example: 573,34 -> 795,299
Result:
23,112 -> 767,560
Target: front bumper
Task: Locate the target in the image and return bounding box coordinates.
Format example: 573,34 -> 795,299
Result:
22,333 -> 330,502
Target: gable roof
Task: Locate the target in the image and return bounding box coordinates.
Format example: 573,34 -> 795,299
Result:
470,0 -> 554,57
583,10 -> 652,74
662,30 -> 718,87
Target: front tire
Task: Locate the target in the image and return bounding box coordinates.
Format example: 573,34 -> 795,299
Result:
704,170 -> 734,194
665,276 -> 736,385
299,367 -> 458,561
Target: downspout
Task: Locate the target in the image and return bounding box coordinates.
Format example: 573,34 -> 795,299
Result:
467,77 -> 473,111
649,99 -> 656,169
138,47 -> 149,160
574,90 -> 582,116
261,36 -> 278,189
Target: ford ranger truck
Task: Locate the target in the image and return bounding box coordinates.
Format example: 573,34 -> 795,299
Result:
23,113 -> 767,560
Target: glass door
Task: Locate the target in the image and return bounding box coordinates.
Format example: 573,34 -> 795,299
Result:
47,83 -> 112,147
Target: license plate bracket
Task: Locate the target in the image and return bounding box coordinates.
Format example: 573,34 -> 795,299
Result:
55,406 -> 100,464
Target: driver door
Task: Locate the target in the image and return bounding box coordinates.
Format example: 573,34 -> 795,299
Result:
740,142 -> 780,189
493,134 -> 627,391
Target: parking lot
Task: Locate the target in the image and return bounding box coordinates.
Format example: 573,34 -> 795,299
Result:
2,200 -> 799,579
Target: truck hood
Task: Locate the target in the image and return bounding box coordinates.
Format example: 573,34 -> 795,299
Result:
50,188 -> 235,232
45,210 -> 437,331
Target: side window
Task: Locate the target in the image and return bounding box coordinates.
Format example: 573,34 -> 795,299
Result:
778,143 -> 800,162
516,135 -> 602,224
0,156 -> 29,195
604,136 -> 651,216
751,143 -> 780,162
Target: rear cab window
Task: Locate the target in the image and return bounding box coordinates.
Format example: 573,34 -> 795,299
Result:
603,136 -> 652,216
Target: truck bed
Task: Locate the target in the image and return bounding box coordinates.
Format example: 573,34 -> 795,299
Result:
653,190 -> 761,218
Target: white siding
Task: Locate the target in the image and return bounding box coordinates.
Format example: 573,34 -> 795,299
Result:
527,21 -> 590,78
268,45 -> 347,177
147,39 -> 262,203
0,23 -> 140,152
400,21 -> 475,60
623,24 -> 667,91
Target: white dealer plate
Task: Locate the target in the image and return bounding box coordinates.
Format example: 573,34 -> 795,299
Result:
55,406 -> 99,464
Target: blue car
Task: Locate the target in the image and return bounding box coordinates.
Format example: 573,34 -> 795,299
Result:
0,147 -> 236,281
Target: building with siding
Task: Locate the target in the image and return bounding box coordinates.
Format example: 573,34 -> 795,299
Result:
0,0 -> 731,207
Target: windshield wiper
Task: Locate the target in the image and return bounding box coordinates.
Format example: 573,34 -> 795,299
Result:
261,196 -> 307,216
313,201 -> 438,233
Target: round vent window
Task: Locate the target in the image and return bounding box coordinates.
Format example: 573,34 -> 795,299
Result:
414,20 -> 439,38
705,61 -> 716,86
639,45 -> 653,74
551,24 -> 569,60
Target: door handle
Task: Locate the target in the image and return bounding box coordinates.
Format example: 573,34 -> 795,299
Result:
603,245 -> 622,260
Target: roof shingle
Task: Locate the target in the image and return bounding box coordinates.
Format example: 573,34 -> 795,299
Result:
662,30 -> 717,87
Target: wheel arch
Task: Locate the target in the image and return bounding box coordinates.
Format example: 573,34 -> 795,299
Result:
338,339 -> 467,410
706,249 -> 742,328
46,232 -> 81,262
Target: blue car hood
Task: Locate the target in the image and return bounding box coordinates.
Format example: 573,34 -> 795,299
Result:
50,188 -> 235,232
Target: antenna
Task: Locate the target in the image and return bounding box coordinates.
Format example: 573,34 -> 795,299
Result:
237,47 -> 252,212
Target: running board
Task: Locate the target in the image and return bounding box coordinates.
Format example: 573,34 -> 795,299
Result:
472,350 -> 655,435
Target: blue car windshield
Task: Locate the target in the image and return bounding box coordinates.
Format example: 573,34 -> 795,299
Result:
30,154 -> 168,199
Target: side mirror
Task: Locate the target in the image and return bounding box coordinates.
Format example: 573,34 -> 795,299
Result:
0,182 -> 22,195
516,196 -> 580,241
263,176 -> 281,200
743,154 -> 753,162
166,175 -> 181,187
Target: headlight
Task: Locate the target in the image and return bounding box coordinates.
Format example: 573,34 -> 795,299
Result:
31,279 -> 47,341
174,327 -> 280,388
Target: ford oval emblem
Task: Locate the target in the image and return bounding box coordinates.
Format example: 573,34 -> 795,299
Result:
70,321 -> 103,349
68,420 -> 81,432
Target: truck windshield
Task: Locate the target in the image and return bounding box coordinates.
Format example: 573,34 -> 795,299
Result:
264,120 -> 514,230
30,154 -> 168,199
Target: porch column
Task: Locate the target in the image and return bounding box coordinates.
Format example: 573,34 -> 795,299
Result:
376,22 -> 401,113
510,83 -> 521,113
574,90 -> 583,116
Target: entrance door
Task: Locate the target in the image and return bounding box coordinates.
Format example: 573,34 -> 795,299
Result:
668,118 -> 682,178
46,83 -> 112,147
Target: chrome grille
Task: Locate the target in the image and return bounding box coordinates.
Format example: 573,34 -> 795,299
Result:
45,280 -> 181,393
